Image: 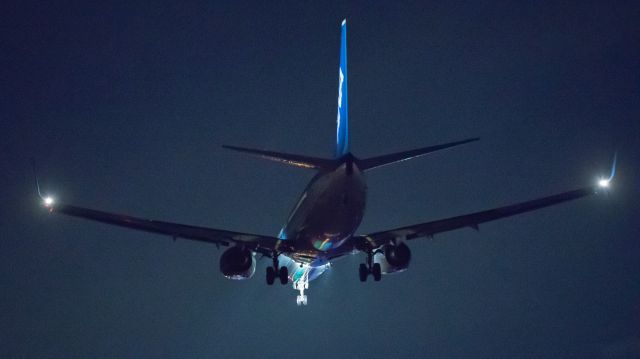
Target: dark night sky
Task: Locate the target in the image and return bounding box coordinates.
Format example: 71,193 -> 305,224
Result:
2,1 -> 639,358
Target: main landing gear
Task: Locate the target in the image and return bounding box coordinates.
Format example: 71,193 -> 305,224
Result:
266,256 -> 288,285
359,251 -> 381,282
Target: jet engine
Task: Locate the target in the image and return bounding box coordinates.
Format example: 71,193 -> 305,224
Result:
220,246 -> 256,280
373,242 -> 411,274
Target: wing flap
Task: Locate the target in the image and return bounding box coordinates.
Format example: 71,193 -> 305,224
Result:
49,203 -> 280,256
362,186 -> 598,247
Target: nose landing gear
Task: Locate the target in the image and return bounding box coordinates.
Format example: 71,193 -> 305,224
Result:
294,281 -> 308,306
294,266 -> 310,306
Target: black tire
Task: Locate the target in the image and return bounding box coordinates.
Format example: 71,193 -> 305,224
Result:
372,263 -> 382,282
266,266 -> 275,285
278,266 -> 289,285
359,263 -> 368,282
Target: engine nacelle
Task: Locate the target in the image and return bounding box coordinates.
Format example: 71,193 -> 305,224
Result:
219,246 -> 256,280
373,242 -> 411,274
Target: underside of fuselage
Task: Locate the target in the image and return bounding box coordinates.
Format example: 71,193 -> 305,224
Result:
278,160 -> 366,269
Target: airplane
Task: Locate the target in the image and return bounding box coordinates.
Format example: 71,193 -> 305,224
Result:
35,19 -> 616,305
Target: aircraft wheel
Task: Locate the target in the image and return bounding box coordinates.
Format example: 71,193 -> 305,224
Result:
372,263 -> 382,282
278,266 -> 289,285
296,295 -> 308,306
359,263 -> 368,282
266,266 -> 275,285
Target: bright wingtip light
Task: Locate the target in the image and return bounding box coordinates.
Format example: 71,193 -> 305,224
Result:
596,152 -> 617,190
43,196 -> 55,206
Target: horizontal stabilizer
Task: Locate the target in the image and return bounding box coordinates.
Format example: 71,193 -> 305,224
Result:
222,145 -> 333,169
357,137 -> 479,171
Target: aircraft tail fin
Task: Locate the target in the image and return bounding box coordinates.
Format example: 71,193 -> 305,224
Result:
357,138 -> 479,171
335,19 -> 349,158
222,145 -> 333,170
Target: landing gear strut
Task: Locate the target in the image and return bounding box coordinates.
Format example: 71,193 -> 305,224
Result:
266,255 -> 288,285
294,266 -> 310,306
359,250 -> 381,282
294,281 -> 308,306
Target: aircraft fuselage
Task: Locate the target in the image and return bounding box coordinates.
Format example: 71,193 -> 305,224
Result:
279,158 -> 366,267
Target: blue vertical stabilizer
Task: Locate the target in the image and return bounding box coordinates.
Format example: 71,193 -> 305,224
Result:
336,19 -> 349,158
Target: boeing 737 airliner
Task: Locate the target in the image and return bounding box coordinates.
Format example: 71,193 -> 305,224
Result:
36,20 -> 615,305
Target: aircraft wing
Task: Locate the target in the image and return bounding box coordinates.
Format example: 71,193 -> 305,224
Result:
44,202 -> 281,256
358,185 -> 602,249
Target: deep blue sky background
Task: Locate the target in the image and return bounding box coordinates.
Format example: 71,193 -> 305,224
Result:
1,1 -> 639,358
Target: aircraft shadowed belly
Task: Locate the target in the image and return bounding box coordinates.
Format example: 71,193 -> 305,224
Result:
282,163 -> 366,265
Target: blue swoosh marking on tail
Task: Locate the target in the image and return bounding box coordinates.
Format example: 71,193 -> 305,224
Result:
336,19 -> 349,158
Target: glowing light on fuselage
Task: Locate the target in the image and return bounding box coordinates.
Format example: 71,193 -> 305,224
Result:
313,238 -> 333,251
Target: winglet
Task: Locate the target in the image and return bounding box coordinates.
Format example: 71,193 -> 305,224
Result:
608,151 -> 618,181
30,158 -> 43,199
30,159 -> 55,208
